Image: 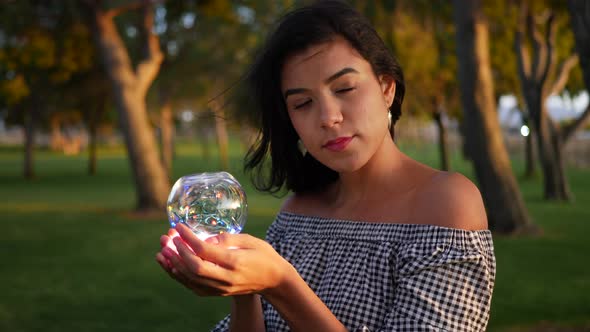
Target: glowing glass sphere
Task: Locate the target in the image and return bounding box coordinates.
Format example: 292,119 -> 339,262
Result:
166,172 -> 247,240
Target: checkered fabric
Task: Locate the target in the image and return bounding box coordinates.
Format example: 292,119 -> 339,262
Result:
212,211 -> 496,332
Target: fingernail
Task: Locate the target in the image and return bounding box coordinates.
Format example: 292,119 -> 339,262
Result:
206,236 -> 219,244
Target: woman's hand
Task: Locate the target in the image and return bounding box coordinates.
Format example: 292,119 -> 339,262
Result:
155,223 -> 294,297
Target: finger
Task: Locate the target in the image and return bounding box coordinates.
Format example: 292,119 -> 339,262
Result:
164,241 -> 208,281
173,236 -> 213,269
161,246 -> 187,274
159,248 -> 228,295
168,228 -> 179,238
175,224 -> 227,259
214,233 -> 263,250
174,229 -> 231,267
160,235 -> 170,248
162,246 -> 208,288
205,236 -> 220,245
156,252 -> 170,270
175,223 -> 198,243
161,234 -> 179,254
156,252 -> 191,285
172,236 -> 233,282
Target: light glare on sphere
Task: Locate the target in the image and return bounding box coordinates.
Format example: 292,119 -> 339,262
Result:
167,172 -> 247,240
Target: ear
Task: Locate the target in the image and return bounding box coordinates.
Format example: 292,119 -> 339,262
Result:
379,75 -> 396,107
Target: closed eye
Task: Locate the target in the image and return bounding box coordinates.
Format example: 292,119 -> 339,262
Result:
294,100 -> 312,110
336,87 -> 355,93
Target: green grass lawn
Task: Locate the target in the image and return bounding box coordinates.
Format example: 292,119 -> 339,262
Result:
0,141 -> 589,331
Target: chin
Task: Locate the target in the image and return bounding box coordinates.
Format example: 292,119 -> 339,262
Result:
319,155 -> 368,174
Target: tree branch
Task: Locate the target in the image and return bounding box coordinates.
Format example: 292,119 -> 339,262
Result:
515,28 -> 531,84
568,0 -> 590,91
136,2 -> 163,97
562,104 -> 590,142
539,13 -> 556,84
515,3 -> 531,81
526,11 -> 543,81
84,1 -> 138,88
535,9 -> 552,25
549,54 -> 579,96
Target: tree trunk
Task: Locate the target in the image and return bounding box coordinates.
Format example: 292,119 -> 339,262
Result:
88,109 -> 98,176
49,114 -> 64,152
23,106 -> 36,180
458,121 -> 471,161
453,0 -> 535,234
201,127 -> 211,161
568,1 -> 590,89
212,104 -> 230,171
567,1 -> 590,139
514,6 -> 573,200
87,92 -> 105,176
86,4 -> 169,211
159,86 -> 174,179
432,103 -> 450,171
534,111 -> 570,200
524,128 -> 535,178
520,110 -> 536,179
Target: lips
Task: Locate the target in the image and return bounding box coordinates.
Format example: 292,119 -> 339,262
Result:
323,136 -> 353,152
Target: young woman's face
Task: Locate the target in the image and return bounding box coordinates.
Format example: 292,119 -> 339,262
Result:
281,36 -> 396,173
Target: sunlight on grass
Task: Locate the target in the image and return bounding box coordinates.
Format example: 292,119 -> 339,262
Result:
0,202 -> 112,213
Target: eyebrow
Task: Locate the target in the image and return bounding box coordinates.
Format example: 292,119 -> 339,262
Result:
284,67 -> 359,99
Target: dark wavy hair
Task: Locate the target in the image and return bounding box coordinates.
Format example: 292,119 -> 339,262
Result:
244,0 -> 405,194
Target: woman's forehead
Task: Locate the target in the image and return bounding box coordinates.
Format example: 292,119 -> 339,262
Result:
281,37 -> 367,85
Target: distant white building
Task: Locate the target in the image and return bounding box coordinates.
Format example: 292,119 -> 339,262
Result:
498,91 -> 589,129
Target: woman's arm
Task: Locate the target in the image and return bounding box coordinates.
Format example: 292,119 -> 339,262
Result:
229,295 -> 265,332
261,266 -> 347,332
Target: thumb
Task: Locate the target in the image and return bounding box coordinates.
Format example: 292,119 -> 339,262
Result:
212,233 -> 263,250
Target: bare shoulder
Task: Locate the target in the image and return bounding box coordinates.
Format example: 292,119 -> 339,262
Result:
412,171 -> 488,231
280,194 -> 300,213
280,192 -> 315,215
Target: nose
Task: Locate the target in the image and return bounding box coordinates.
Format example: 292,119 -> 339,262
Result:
319,97 -> 343,128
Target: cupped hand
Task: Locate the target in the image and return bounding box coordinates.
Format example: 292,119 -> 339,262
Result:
155,223 -> 294,297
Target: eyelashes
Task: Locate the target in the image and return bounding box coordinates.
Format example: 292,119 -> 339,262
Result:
294,100 -> 312,109
292,87 -> 356,110
336,87 -> 355,93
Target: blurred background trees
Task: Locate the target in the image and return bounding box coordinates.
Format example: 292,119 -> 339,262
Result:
1,0 -> 589,233
0,1 -> 95,179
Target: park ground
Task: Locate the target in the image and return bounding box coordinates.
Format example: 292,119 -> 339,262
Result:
0,140 -> 589,331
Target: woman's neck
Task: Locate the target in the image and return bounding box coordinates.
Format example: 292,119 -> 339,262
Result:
328,135 -> 410,209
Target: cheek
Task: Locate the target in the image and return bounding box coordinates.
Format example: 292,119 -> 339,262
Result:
289,113 -> 312,138
352,92 -> 385,127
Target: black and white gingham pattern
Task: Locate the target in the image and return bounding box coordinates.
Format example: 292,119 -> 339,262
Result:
212,212 -> 496,331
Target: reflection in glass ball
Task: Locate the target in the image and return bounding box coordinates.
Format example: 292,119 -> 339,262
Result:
166,172 -> 247,240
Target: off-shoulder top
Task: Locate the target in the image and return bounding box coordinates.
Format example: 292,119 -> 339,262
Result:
212,211 -> 496,331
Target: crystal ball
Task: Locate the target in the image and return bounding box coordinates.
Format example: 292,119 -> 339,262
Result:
166,172 -> 247,240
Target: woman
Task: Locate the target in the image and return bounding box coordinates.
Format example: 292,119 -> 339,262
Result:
156,1 -> 496,331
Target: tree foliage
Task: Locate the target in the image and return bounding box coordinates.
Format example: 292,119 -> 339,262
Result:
0,2 -> 94,109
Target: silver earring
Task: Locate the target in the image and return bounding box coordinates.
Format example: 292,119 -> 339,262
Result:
388,111 -> 392,129
297,139 -> 307,157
